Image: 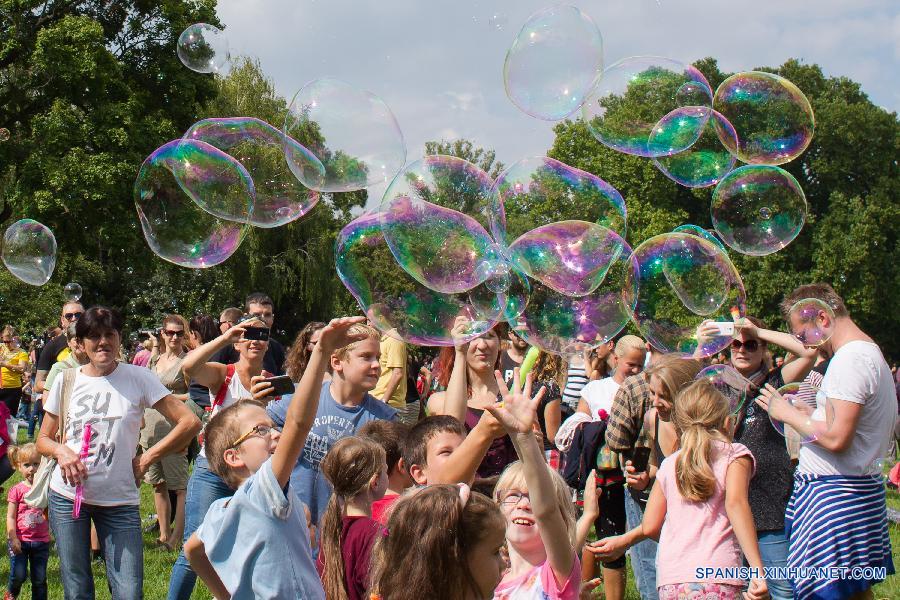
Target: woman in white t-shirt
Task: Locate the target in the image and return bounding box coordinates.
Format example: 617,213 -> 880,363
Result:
576,336 -> 647,420
168,315 -> 273,599
36,307 -> 200,599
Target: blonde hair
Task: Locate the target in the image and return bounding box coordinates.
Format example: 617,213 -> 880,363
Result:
332,324 -> 380,362
672,379 -> 731,502
645,355 -> 704,400
9,443 -> 39,470
614,335 -> 646,357
493,461 -> 576,542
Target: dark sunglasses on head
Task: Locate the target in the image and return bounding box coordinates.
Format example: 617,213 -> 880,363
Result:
730,339 -> 760,352
64,312 -> 83,321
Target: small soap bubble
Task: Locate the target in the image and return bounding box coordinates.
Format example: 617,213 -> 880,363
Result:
769,381 -> 821,444
695,364 -> 753,413
177,23 -> 229,74
63,282 -> 83,302
787,298 -> 835,348
2,219 -> 57,286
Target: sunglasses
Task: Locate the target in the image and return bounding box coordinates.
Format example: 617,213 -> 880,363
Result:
64,312 -> 83,321
162,330 -> 185,338
1,339 -> 12,343
229,424 -> 274,449
730,339 -> 760,352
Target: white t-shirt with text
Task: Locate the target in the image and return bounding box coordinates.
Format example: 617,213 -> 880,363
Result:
798,341 -> 896,476
45,364 -> 169,506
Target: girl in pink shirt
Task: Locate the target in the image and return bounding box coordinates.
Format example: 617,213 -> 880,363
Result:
6,443 -> 50,600
588,379 -> 768,600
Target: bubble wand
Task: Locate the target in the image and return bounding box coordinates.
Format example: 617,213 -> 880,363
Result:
73,423 -> 92,518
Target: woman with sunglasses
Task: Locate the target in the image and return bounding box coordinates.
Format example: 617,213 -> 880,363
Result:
698,315 -> 817,600
167,315 -> 273,600
1,326 -> 30,418
140,315 -> 192,550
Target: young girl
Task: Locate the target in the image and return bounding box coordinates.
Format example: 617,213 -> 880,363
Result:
5,444 -> 50,600
588,380 -> 769,600
369,483 -> 507,600
317,436 -> 388,600
486,369 -> 580,600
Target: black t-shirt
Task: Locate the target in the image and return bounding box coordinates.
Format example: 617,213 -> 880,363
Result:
209,338 -> 286,376
36,334 -> 67,373
499,351 -> 523,388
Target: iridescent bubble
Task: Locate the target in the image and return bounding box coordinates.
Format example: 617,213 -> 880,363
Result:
713,71 -> 815,165
177,23 -> 229,74
2,219 -> 57,285
695,364 -> 752,413
711,165 -> 807,256
672,224 -> 726,251
787,298 -> 835,348
379,155 -> 495,294
133,140 -> 250,268
335,212 -> 500,345
769,382 -> 820,443
626,233 -> 746,357
284,78 -> 406,192
489,156 -> 626,246
63,282 -> 83,302
503,5 -> 603,120
474,260 -> 511,293
651,107 -> 737,188
508,221 -> 625,297
0,128 -> 9,142
184,117 -> 323,228
582,56 -> 712,157
507,237 -> 636,355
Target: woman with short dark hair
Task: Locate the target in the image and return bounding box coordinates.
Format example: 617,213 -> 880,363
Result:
36,306 -> 201,600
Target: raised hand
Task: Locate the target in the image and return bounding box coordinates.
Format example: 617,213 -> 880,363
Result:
450,315 -> 472,352
484,367 -> 545,435
316,316 -> 369,353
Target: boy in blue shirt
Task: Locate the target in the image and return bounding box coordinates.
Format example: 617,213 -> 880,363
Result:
184,317 -> 370,599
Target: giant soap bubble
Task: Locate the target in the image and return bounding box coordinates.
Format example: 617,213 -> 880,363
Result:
284,78 -> 406,192
786,298 -> 835,348
695,364 -> 752,414
184,117 -> 323,228
769,381 -> 821,444
672,224 -> 726,251
503,5 -> 604,120
134,140 -> 251,268
508,236 -> 636,355
177,24 -> 229,74
711,165 -> 806,256
626,233 -> 746,357
379,155 -> 496,294
713,71 -> 815,165
2,219 -> 57,285
582,56 -> 712,157
489,156 -> 626,246
651,107 -> 737,188
336,212 -> 502,345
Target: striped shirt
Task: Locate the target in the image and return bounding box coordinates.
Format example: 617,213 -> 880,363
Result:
562,363 -> 589,410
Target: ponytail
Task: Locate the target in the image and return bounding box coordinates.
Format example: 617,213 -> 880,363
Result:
672,380 -> 731,502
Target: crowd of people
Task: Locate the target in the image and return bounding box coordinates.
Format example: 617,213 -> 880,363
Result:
0,282 -> 897,600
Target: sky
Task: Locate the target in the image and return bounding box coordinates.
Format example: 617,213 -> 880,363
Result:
216,0 -> 900,207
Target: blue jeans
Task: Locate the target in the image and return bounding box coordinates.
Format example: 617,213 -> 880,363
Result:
49,492 -> 143,600
757,529 -> 793,600
166,457 -> 234,600
7,539 -> 49,599
624,490 -> 658,600
27,399 -> 42,438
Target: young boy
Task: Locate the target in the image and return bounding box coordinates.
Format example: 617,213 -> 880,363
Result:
357,420 -> 411,524
184,317 -> 369,599
265,323 -> 397,525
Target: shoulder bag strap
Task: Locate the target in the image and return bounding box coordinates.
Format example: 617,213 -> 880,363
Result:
212,363 -> 235,409
57,367 -> 77,444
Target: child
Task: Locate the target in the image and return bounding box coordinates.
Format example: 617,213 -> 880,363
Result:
587,379 -> 769,600
356,420 -> 411,524
184,316 -> 369,599
369,483 -> 507,600
5,444 -> 50,600
486,369 -> 581,599
317,436 -> 387,600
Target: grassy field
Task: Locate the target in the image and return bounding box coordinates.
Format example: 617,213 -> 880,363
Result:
0,429 -> 898,599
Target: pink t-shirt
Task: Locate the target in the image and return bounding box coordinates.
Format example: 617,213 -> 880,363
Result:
656,441 -> 755,588
7,482 -> 51,542
493,554 -> 581,600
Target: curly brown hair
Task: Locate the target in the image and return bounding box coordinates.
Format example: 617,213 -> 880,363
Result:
284,321 -> 326,382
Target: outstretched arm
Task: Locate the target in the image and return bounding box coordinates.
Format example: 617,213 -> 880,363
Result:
185,534 -> 230,600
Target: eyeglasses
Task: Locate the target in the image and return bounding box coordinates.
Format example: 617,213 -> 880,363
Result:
497,490 -> 531,506
229,424 -> 274,449
730,339 -> 760,352
162,330 -> 185,338
63,312 -> 83,321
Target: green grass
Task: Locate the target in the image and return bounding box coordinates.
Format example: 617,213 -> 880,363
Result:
1,427 -> 898,599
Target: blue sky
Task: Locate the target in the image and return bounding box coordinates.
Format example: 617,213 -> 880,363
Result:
217,0 -> 899,206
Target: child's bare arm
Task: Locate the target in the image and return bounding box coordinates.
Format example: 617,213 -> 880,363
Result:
574,470 -> 598,552
428,413 -> 503,485
431,316 -> 473,424
724,456 -> 763,569
185,534 -> 230,600
6,501 -> 20,554
272,317 -> 368,487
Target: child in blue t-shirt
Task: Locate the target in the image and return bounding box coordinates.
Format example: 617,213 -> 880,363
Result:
184,317 -> 373,599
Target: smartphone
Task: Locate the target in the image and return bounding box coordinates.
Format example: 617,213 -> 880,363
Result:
264,375 -> 295,396
243,327 -> 270,341
710,321 -> 735,336
630,447 -> 652,473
